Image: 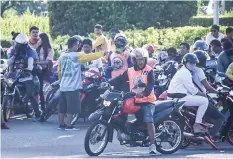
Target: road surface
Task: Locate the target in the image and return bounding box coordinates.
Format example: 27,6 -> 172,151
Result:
1,115 -> 233,158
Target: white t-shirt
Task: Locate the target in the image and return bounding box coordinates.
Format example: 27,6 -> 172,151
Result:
168,66 -> 198,95
206,32 -> 224,46
88,58 -> 103,72
192,67 -> 207,94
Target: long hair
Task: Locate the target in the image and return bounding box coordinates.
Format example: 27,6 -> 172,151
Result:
38,33 -> 52,60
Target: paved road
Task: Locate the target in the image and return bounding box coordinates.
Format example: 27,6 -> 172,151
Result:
1,115 -> 233,158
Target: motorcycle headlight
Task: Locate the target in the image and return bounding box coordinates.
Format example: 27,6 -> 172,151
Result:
6,78 -> 14,87
103,100 -> 111,107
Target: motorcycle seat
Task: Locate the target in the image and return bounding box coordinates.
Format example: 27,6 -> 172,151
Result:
183,106 -> 197,111
154,100 -> 175,114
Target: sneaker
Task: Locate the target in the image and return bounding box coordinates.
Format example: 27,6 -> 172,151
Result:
1,123 -> 9,129
32,117 -> 41,122
149,144 -> 157,154
193,123 -> 208,134
58,124 -> 67,130
65,125 -> 80,131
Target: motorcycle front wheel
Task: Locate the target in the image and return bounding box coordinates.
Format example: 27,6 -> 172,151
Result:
2,95 -> 12,122
84,120 -> 109,156
154,119 -> 183,154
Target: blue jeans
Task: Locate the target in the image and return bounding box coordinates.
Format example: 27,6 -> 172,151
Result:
140,103 -> 155,123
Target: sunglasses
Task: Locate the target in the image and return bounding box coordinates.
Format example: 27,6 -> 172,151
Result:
32,31 -> 39,34
211,30 -> 217,32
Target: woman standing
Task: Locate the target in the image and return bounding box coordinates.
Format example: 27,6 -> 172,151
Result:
36,33 -> 54,111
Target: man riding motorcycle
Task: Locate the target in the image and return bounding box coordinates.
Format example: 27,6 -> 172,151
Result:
105,33 -> 133,81
7,33 -> 41,120
106,48 -> 157,154
193,50 -> 225,138
167,53 -> 209,133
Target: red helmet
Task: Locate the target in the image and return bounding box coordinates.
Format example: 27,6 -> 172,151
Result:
122,97 -> 140,114
143,44 -> 155,54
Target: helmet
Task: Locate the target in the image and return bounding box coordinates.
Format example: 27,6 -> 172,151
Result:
131,48 -> 148,69
182,53 -> 199,64
15,33 -> 29,44
131,48 -> 149,59
163,61 -> 178,77
72,35 -> 83,52
193,50 -> 208,68
158,51 -> 168,61
143,44 -> 155,54
193,40 -> 208,51
109,28 -> 120,37
114,33 -> 127,53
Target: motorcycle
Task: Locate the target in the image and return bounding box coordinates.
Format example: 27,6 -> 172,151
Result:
154,61 -> 178,98
167,86 -> 233,150
84,83 -> 184,156
40,69 -> 105,123
2,71 -> 34,121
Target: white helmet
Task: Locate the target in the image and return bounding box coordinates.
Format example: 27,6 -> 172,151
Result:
114,33 -> 127,41
158,51 -> 168,61
15,33 -> 29,44
131,48 -> 149,59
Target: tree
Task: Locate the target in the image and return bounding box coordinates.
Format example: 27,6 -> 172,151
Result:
1,0 -> 48,17
0,0 -> 23,16
48,1 -> 197,37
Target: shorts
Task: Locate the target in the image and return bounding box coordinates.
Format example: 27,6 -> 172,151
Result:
140,103 -> 155,123
59,90 -> 81,114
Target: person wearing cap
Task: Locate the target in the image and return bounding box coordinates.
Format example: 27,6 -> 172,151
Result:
106,33 -> 133,80
93,24 -> 109,63
217,41 -> 233,73
57,37 -> 108,130
7,33 -> 41,120
206,25 -> 224,46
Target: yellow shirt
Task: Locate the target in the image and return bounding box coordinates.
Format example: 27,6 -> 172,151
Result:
93,34 -> 108,52
57,51 -> 104,79
226,62 -> 233,81
108,40 -> 116,53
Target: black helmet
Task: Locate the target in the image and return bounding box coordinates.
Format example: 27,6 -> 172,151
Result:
163,60 -> 178,77
182,53 -> 199,64
193,40 -> 208,51
109,28 -> 120,36
72,35 -> 83,50
193,50 -> 208,68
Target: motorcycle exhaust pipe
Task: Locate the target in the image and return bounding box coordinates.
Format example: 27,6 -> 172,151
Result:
183,132 -> 205,141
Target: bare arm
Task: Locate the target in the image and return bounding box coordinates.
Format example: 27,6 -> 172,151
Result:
201,79 -> 218,93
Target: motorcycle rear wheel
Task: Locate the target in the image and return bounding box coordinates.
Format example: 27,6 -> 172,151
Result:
227,126 -> 233,146
154,119 -> 183,154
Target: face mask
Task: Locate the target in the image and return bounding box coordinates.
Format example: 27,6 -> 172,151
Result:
185,63 -> 196,72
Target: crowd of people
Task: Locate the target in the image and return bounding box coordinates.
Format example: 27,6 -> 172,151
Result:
1,23 -> 233,154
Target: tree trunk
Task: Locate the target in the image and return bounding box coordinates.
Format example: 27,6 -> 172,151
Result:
221,0 -> 225,14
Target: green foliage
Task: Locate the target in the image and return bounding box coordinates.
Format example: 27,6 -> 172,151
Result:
190,15 -> 233,27
0,40 -> 11,48
48,1 -> 197,37
0,9 -> 49,40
